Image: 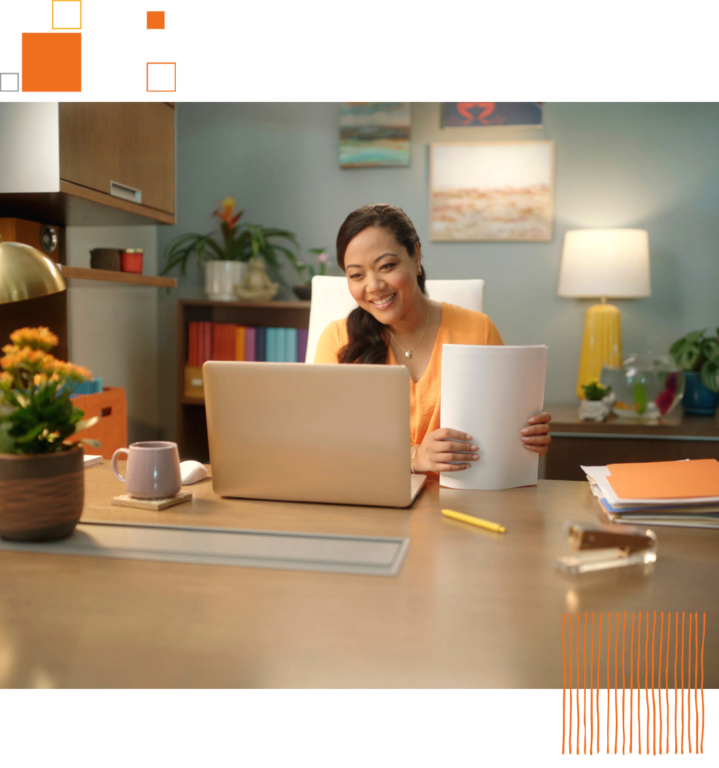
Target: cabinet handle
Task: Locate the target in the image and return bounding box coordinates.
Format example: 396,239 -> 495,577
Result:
110,180 -> 142,204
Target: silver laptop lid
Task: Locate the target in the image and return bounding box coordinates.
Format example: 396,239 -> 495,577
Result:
203,362 -> 419,507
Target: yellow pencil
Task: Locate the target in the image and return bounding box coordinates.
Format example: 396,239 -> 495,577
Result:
441,508 -> 506,533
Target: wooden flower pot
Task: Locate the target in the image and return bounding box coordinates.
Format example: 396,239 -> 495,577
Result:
0,445 -> 84,541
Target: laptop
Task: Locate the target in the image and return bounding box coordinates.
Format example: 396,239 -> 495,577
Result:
203,361 -> 427,507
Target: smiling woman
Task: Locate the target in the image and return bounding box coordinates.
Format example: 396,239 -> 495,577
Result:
314,203 -> 552,474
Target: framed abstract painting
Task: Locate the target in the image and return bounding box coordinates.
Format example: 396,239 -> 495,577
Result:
442,102 -> 543,128
339,102 -> 411,168
429,141 -> 554,242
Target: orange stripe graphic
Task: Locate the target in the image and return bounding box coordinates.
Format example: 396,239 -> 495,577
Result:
702,613 -> 707,690
644,611 -> 649,691
637,611 -> 642,690
622,610 -> 626,755
607,612 -> 611,754
589,611 -> 596,691
569,612 -> 572,754
590,612 -> 594,755
583,613 -> 587,755
614,612 -> 619,691
562,611 -> 704,696
562,614 -> 567,691
695,611 -> 698,753
666,610 -> 670,755
652,611 -> 657,690
576,612 -> 580,754
597,612 -> 601,754
659,611 -> 663,755
630,613 -> 634,753
675,612 -> 678,754
687,613 -> 692,691
681,611 -> 685,754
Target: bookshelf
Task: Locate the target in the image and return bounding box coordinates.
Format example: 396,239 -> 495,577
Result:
177,299 -> 311,462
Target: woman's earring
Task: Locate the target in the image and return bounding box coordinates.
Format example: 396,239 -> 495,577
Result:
417,265 -> 422,276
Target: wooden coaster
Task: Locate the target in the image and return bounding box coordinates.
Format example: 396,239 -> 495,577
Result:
111,491 -> 193,511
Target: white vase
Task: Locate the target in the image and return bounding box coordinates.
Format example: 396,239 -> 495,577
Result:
204,261 -> 246,301
578,395 -> 614,422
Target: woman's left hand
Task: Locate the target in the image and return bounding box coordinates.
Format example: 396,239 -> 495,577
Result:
520,412 -> 552,457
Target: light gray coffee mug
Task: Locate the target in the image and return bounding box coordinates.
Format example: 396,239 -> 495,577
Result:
111,441 -> 182,499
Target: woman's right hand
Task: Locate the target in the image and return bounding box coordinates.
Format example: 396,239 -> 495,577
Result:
415,428 -> 479,473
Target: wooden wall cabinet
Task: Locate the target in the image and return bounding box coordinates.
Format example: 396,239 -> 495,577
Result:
59,103 -> 175,217
0,102 -> 176,227
177,300 -> 311,462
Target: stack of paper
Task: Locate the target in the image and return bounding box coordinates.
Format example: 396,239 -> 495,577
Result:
440,344 -> 547,490
582,459 -> 719,529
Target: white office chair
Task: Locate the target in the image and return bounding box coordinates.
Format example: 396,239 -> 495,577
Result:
305,275 -> 485,363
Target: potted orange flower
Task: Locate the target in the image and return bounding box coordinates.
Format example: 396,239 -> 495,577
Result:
160,196 -> 301,301
0,327 -> 98,541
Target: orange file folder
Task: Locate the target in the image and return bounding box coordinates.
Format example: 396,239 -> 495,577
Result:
606,459 -> 719,500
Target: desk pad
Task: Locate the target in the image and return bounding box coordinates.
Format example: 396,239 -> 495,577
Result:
0,520 -> 410,577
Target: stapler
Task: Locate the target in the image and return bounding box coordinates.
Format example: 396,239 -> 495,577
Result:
555,521 -> 657,575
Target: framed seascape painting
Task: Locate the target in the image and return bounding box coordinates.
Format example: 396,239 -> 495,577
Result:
339,102 -> 411,168
429,141 -> 554,241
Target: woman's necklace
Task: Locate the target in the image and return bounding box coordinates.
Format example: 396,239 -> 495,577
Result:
387,300 -> 430,359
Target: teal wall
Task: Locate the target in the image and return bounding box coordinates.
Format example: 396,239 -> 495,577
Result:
157,102 -> 719,441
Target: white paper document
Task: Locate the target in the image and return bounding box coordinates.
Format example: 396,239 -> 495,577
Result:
440,344 -> 548,490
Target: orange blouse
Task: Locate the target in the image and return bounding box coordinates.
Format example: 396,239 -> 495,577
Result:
313,302 -> 504,445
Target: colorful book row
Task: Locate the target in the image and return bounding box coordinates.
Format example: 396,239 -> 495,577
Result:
188,322 -> 309,364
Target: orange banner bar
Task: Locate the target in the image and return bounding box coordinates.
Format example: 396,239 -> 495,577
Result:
176,61 -> 719,94
146,10 -> 719,31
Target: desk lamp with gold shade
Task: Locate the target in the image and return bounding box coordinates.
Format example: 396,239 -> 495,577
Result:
0,236 -> 68,359
558,229 -> 651,399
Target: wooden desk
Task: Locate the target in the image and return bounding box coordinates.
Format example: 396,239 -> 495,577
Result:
0,465 -> 717,688
545,403 -> 719,481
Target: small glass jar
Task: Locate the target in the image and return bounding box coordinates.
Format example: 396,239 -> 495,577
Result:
120,248 -> 144,274
600,353 -> 684,419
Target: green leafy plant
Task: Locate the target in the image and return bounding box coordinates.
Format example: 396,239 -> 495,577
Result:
669,328 -> 719,392
0,327 -> 99,455
160,196 -> 301,285
296,248 -> 331,284
581,379 -> 612,401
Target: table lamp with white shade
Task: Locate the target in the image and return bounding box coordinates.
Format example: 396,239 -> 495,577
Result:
558,229 -> 650,399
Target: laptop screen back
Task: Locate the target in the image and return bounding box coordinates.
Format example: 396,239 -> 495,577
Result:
203,362 -> 414,507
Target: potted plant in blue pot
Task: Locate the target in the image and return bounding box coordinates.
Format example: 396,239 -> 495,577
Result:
669,328 -> 719,415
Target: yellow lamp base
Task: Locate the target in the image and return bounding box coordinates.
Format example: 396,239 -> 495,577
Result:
576,302 -> 622,399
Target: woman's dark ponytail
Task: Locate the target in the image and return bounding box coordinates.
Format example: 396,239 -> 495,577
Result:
336,204 -> 427,365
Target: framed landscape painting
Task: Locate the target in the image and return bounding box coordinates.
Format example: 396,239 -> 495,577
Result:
429,141 -> 554,241
339,102 -> 411,168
